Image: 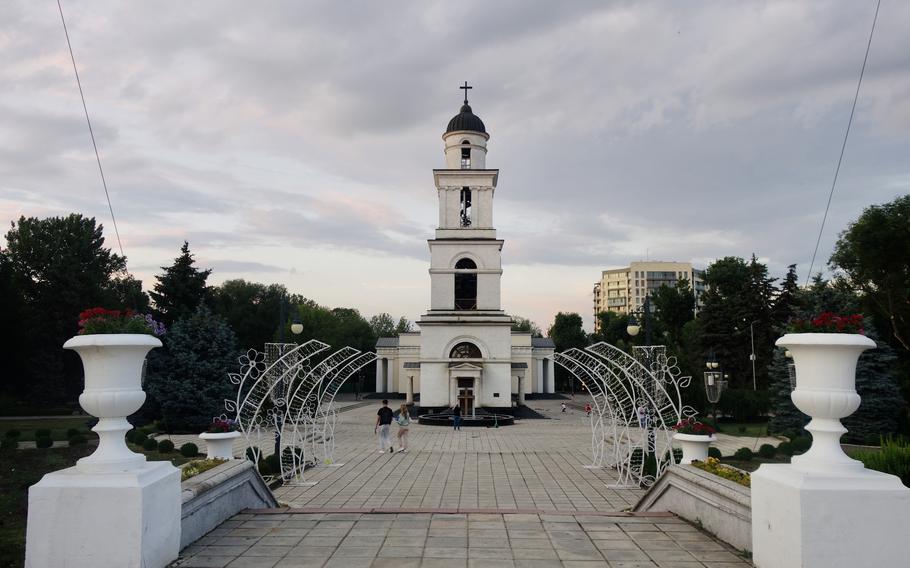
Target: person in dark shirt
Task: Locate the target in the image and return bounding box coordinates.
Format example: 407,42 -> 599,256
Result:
452,404 -> 462,431
375,399 -> 395,453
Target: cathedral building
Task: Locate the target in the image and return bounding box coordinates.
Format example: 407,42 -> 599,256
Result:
375,87 -> 556,413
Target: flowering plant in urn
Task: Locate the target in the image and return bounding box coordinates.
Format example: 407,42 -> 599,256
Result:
777,313 -> 876,474
206,417 -> 240,433
672,418 -> 717,436
64,308 -> 164,473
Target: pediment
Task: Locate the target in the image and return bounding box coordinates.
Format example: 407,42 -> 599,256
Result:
448,361 -> 483,371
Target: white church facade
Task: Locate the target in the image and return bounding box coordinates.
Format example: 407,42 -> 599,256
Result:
375,88 -> 556,412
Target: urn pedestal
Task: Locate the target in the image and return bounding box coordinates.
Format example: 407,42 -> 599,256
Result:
26,334 -> 180,568
751,333 -> 910,568
199,431 -> 241,460
673,433 -> 716,465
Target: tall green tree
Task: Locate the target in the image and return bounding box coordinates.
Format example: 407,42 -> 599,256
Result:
511,316 -> 543,337
3,215 -> 130,402
651,279 -> 695,345
369,313 -> 397,338
210,280 -> 297,350
150,241 -> 211,327
145,306 -> 238,432
548,312 -> 588,391
830,195 -> 910,352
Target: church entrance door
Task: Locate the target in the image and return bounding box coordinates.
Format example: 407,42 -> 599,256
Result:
457,378 -> 475,416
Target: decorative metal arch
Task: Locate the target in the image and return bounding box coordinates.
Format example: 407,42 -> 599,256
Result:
226,340 -> 377,485
553,341 -> 694,487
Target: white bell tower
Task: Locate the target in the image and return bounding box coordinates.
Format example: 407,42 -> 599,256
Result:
417,83 -> 513,410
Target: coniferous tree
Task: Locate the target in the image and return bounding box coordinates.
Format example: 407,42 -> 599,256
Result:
768,346 -> 806,435
144,306 -> 238,432
150,241 -> 211,327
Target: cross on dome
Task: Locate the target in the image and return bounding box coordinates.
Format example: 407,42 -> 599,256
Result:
460,81 -> 472,104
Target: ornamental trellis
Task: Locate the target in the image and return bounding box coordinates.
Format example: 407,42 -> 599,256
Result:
226,339 -> 376,485
553,341 -> 695,487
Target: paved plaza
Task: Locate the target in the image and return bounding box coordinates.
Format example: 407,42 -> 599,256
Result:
170,399 -> 754,567
173,510 -> 751,568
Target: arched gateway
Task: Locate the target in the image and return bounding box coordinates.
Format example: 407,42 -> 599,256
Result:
554,342 -> 695,487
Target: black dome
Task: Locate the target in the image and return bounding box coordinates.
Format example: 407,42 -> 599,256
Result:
446,103 -> 486,134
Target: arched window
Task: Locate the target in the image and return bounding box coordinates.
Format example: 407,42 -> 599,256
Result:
460,141 -> 471,169
459,187 -> 472,226
454,258 -> 477,310
450,342 -> 482,359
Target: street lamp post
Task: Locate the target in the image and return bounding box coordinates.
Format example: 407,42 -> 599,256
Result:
274,294 -> 303,459
704,351 -> 727,423
626,295 -> 656,457
733,319 -> 759,391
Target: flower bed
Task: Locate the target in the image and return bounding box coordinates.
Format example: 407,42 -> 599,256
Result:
672,418 -> 717,436
181,458 -> 226,482
691,457 -> 751,487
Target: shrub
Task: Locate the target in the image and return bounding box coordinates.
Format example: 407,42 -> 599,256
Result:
777,441 -> 794,456
66,427 -> 81,438
691,457 -> 751,487
245,447 -> 257,462
157,439 -> 175,453
1,437 -> 18,450
35,428 -> 52,439
142,438 -> 158,451
4,429 -> 22,439
758,444 -> 777,459
137,426 -> 155,437
733,447 -> 753,461
853,437 -> 910,487
181,458 -> 226,482
68,434 -> 87,446
125,429 -> 137,443
180,443 -> 199,458
132,432 -> 148,446
791,437 -> 812,453
257,459 -> 271,476
36,436 -> 53,449
265,453 -> 281,474
708,447 -> 722,459
716,389 -> 771,422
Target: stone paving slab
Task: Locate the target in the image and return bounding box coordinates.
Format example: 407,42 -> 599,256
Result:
170,511 -> 752,567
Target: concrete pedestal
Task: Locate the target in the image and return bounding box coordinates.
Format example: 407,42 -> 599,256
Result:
26,461 -> 180,568
752,464 -> 910,568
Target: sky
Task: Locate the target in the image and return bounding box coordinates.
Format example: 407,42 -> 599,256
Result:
2,1 -> 909,332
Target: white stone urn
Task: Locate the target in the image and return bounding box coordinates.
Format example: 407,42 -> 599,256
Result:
776,332 -> 876,474
673,433 -> 717,464
198,431 -> 240,460
63,333 -> 162,473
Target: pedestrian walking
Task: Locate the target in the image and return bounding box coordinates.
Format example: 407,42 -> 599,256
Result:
561,402 -> 567,413
452,404 -> 462,431
375,399 -> 394,453
584,402 -> 592,417
395,404 -> 411,452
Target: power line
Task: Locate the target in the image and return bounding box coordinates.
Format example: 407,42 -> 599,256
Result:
805,0 -> 881,287
56,0 -> 125,260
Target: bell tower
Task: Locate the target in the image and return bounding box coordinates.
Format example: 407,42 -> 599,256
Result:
417,83 -> 513,410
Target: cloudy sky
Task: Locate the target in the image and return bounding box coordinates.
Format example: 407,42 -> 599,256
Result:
2,1 -> 908,331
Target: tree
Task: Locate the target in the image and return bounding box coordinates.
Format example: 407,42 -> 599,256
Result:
548,312 -> 588,391
767,346 -> 805,435
395,317 -> 413,335
830,195 -> 910,352
651,279 -> 695,345
210,280 -> 296,350
144,306 -> 238,432
511,316 -> 543,337
150,241 -> 211,327
369,313 -> 396,338
3,214 -> 129,402
772,264 -> 801,327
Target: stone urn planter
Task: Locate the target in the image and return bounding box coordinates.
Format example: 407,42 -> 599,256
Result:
776,332 -> 876,473
199,431 -> 240,460
673,433 -> 717,465
63,333 -> 162,473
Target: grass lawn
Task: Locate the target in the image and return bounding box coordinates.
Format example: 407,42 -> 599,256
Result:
721,455 -> 791,472
716,422 -> 769,438
0,441 -> 196,567
0,417 -> 96,442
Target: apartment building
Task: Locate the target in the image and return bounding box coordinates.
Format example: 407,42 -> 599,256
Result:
593,261 -> 706,331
